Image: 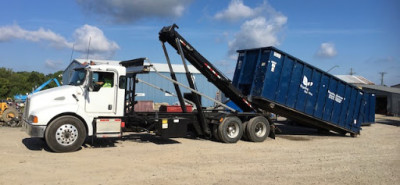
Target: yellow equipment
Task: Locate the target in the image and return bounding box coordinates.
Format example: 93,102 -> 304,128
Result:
0,101 -> 18,122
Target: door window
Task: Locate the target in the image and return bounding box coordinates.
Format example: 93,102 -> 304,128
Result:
92,72 -> 114,91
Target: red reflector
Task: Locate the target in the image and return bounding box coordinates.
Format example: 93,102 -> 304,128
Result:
100,119 -> 109,122
115,119 -> 121,121
121,122 -> 125,128
180,39 -> 186,46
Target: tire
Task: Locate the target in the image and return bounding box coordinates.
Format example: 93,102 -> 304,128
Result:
241,121 -> 249,141
45,116 -> 87,153
212,124 -> 220,141
2,107 -> 18,122
246,116 -> 270,142
218,116 -> 243,143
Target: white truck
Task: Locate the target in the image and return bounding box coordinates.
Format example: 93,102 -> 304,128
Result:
22,25 -> 273,152
23,61 -> 129,152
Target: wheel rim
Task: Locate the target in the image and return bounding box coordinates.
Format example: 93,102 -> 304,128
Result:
254,122 -> 267,137
226,122 -> 239,138
55,124 -> 79,146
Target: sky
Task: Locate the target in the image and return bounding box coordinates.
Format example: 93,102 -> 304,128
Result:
0,0 -> 399,86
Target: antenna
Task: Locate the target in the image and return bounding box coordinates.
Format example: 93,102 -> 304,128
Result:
69,43 -> 75,62
349,68 -> 356,75
86,36 -> 91,61
379,72 -> 387,85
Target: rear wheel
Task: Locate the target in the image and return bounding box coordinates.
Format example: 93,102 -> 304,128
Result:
2,107 -> 18,122
218,116 -> 243,143
241,121 -> 249,141
246,116 -> 270,142
45,116 -> 86,153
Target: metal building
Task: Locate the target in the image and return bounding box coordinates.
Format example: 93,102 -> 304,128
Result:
335,75 -> 375,85
392,84 -> 400,88
336,75 -> 400,116
359,85 -> 400,116
63,59 -> 219,107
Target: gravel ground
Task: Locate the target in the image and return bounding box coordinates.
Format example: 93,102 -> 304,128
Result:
0,114 -> 399,185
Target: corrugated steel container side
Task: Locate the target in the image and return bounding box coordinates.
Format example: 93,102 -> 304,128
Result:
362,93 -> 376,124
368,94 -> 376,123
234,47 -> 368,134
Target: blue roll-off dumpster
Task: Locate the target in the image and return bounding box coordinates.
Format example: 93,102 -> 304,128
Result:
233,46 -> 370,135
361,93 -> 375,126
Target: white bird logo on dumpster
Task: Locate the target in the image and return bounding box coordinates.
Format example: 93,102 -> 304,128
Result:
302,76 -> 313,87
300,76 -> 313,96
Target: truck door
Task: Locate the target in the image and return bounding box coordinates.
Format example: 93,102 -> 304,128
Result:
85,71 -> 117,114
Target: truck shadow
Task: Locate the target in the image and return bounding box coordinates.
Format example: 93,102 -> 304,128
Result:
22,134 -> 180,152
275,122 -> 347,141
121,133 -> 181,144
22,138 -> 51,151
83,134 -> 181,149
375,119 -> 400,127
21,137 -> 119,152
83,138 -> 118,149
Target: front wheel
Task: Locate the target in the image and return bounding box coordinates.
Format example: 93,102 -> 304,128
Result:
45,116 -> 86,153
218,116 -> 243,143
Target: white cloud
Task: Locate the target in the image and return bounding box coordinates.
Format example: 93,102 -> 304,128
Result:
228,15 -> 287,57
45,59 -> 64,70
72,24 -> 119,55
214,0 -> 258,22
316,42 -> 337,58
0,24 -> 119,58
0,24 -> 71,48
221,1 -> 287,57
76,0 -> 192,23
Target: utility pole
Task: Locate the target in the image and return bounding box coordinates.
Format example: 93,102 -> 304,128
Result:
349,68 -> 355,75
379,72 -> 387,85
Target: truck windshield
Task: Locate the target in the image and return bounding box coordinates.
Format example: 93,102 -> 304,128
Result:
68,69 -> 86,86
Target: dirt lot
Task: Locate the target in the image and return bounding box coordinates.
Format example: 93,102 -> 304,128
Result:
0,114 -> 399,185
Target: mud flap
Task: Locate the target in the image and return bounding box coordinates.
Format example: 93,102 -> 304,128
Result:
269,124 -> 276,139
266,116 -> 277,139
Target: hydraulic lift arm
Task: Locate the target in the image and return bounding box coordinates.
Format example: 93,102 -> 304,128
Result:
159,24 -> 255,112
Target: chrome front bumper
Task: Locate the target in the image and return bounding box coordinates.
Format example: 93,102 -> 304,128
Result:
22,119 -> 46,138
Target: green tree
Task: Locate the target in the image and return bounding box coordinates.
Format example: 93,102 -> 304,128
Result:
0,67 -> 64,99
0,78 -> 10,98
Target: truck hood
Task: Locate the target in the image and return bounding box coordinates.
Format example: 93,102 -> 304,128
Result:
28,85 -> 83,114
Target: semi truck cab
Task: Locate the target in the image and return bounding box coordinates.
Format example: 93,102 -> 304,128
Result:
23,62 -> 130,152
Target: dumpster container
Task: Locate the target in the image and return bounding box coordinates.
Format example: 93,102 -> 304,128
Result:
233,46 -> 368,135
361,93 -> 375,126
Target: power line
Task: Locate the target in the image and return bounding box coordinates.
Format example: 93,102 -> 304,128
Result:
327,65 -> 339,73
